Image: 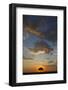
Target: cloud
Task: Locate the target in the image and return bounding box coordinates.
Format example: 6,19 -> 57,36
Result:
23,47 -> 33,59
30,51 -> 45,55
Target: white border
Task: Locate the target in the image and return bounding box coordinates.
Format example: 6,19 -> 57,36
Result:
16,7 -> 64,83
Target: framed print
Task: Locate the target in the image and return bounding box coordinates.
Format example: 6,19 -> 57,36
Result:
9,3 -> 66,86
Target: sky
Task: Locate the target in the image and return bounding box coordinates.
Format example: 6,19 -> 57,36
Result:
23,15 -> 57,65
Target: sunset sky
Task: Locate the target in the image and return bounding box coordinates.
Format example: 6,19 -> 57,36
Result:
23,15 -> 57,74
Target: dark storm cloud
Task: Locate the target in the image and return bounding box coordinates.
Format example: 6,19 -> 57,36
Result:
34,41 -> 50,48
23,15 -> 57,42
45,29 -> 57,42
